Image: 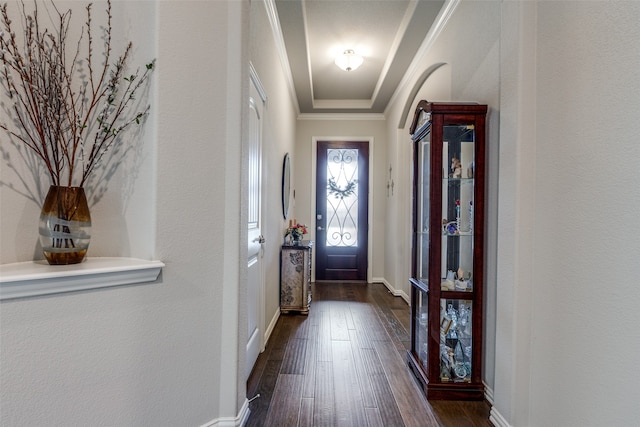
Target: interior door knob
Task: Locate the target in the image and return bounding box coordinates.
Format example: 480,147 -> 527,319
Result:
255,235 -> 265,244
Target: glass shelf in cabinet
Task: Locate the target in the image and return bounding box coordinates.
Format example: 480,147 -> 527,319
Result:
444,177 -> 475,182
440,288 -> 474,295
410,277 -> 429,293
442,230 -> 474,237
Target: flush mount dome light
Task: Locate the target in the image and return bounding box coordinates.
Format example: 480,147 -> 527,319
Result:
334,49 -> 363,72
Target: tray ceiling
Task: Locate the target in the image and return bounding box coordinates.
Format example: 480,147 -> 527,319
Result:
274,0 -> 445,114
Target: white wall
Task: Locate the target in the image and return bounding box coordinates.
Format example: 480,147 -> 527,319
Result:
494,1 -> 640,425
528,2 -> 640,425
385,65 -> 452,303
494,2 -> 537,424
1,1 -> 250,425
294,118 -> 388,283
0,0 -> 157,262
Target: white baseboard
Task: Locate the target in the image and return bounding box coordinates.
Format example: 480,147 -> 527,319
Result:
489,406 -> 512,427
374,277 -> 410,304
484,382 -> 494,405
263,308 -> 280,349
200,398 -> 250,427
237,400 -> 250,427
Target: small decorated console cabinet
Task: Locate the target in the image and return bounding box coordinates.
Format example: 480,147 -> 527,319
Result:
280,241 -> 313,314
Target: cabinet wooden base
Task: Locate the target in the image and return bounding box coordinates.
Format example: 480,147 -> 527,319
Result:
280,308 -> 309,315
407,351 -> 484,401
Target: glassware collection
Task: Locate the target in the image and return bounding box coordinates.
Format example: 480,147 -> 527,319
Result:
439,300 -> 472,382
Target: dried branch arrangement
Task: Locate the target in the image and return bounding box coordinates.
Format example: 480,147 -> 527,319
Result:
0,0 -> 154,188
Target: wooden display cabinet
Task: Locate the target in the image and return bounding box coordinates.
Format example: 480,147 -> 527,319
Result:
407,101 -> 487,400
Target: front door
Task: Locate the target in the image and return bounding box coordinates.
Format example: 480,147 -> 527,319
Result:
315,140 -> 369,281
246,69 -> 266,380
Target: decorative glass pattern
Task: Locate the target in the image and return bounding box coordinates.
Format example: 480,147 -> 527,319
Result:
326,148 -> 359,247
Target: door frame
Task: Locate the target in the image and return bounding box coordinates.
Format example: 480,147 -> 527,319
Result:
312,136 -> 373,283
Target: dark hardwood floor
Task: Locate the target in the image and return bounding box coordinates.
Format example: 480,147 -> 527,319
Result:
246,282 -> 492,427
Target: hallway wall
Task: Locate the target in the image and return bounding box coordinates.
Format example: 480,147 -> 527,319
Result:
525,2 -> 640,425
1,1 -> 250,425
494,2 -> 640,425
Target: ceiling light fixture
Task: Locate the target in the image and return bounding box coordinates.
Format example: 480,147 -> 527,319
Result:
334,49 -> 363,72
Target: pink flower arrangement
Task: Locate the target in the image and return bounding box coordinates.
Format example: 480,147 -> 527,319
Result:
286,220 -> 308,240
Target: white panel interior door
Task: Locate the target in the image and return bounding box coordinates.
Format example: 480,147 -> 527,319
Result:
247,69 -> 266,380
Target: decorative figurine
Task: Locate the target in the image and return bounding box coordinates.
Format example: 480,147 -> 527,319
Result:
441,273 -> 455,290
451,156 -> 462,178
467,161 -> 474,178
455,267 -> 467,290
444,222 -> 458,234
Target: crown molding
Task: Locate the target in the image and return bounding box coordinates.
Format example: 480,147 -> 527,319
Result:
297,113 -> 386,121
264,0 -> 301,115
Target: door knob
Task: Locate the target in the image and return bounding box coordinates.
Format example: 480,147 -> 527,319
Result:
255,235 -> 266,244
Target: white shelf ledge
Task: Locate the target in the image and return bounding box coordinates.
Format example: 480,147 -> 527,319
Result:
0,257 -> 164,300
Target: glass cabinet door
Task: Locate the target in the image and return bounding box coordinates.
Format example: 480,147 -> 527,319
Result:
439,298 -> 473,382
438,125 -> 475,383
440,125 -> 475,293
414,286 -> 429,366
415,132 -> 431,286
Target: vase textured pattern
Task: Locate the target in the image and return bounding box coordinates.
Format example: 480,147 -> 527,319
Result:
39,186 -> 91,265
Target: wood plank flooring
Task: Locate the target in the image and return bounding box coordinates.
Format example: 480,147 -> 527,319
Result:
246,282 -> 492,427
